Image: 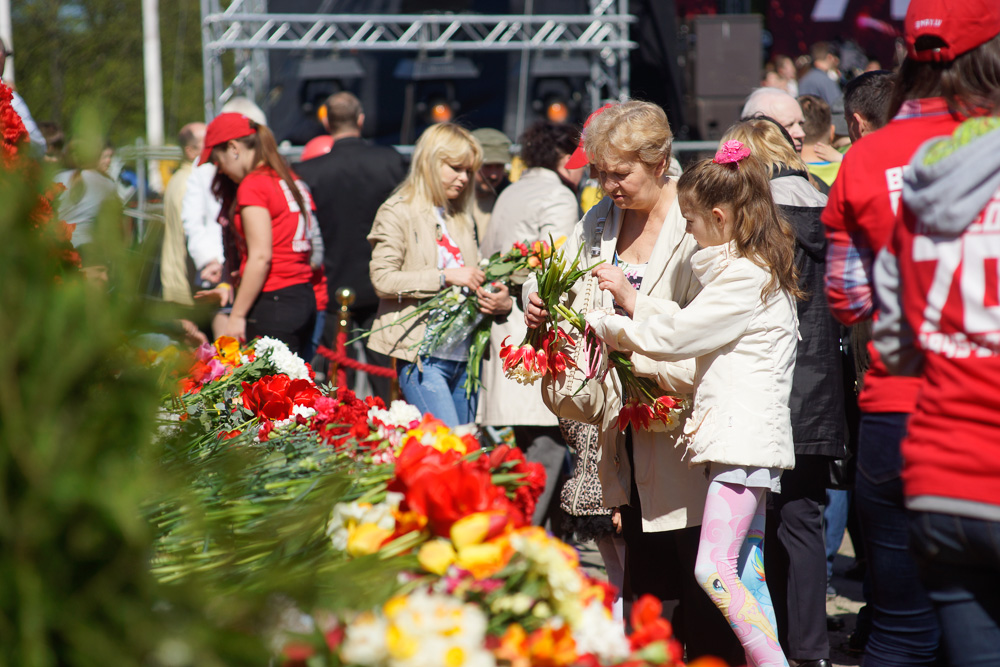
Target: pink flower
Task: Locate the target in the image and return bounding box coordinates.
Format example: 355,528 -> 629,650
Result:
194,342 -> 216,363
204,358 -> 226,383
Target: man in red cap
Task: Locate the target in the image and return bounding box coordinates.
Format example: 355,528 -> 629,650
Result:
822,0 -> 1000,663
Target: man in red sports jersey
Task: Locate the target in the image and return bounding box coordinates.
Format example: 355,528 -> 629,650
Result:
872,27 -> 1000,667
821,0 -> 1000,662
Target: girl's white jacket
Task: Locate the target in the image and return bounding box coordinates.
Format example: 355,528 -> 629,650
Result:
588,241 -> 798,471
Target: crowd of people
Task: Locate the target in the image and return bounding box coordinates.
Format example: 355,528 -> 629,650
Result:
21,0 -> 999,665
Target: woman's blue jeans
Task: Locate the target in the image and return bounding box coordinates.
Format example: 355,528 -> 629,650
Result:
397,357 -> 477,428
909,511 -> 1000,667
855,412 -> 942,666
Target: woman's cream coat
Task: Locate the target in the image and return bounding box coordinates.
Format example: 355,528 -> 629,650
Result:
526,194 -> 711,532
588,240 -> 798,471
478,168 -> 580,427
367,195 -> 480,362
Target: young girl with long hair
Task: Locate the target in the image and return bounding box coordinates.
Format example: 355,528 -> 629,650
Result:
367,123 -> 511,426
200,112 -> 317,357
587,142 -> 800,667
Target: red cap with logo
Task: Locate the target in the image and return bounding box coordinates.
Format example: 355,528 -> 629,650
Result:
199,113 -> 257,165
904,0 -> 1000,62
564,102 -> 615,169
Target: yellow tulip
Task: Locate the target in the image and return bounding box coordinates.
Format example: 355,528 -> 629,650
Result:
346,523 -> 393,557
214,336 -> 242,365
417,539 -> 457,575
450,511 -> 509,549
456,540 -> 511,579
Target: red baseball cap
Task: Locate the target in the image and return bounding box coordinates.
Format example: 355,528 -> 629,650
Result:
565,102 -> 615,169
904,0 -> 1000,62
199,112 -> 257,165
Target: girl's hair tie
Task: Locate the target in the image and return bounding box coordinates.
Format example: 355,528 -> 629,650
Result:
714,140 -> 751,168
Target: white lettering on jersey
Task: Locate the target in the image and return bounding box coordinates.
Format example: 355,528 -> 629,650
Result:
913,201 -> 1000,355
886,166 -> 909,215
278,179 -> 314,254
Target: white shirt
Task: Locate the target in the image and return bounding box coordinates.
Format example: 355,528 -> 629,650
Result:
181,160 -> 224,271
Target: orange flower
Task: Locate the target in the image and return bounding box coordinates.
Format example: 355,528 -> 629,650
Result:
688,657 -> 730,667
455,536 -> 513,579
525,624 -> 577,667
495,624 -> 530,667
213,336 -> 242,366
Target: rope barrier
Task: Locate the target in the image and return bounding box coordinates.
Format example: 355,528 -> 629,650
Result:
316,333 -> 397,379
321,286 -> 400,398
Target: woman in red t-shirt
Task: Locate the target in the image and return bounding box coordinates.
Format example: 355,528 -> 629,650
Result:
200,113 -> 317,357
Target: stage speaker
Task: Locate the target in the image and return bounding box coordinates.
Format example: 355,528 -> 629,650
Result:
686,14 -> 762,140
694,96 -> 746,142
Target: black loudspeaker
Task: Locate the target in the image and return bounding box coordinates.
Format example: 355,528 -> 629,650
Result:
686,14 -> 762,140
694,97 -> 748,142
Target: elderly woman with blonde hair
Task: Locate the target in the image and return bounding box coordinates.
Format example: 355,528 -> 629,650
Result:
367,123 -> 512,427
721,117 -> 847,667
524,100 -> 743,664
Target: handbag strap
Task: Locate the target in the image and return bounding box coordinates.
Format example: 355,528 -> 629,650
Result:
566,199 -> 613,381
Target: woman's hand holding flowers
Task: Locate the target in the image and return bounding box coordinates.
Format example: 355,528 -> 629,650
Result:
444,265 -> 485,291
476,282 -> 512,316
523,291 -> 549,329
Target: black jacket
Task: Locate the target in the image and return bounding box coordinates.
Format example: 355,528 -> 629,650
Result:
773,170 -> 848,459
294,137 -> 407,315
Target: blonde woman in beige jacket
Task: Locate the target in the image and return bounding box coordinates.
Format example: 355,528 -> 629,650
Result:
367,123 -> 512,427
523,101 -> 744,664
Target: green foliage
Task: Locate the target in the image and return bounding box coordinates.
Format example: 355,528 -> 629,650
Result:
0,159 -> 260,665
150,427 -> 413,611
13,0 -> 205,146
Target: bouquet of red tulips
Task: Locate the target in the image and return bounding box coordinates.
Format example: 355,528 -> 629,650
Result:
500,237 -> 598,385
609,351 -> 690,432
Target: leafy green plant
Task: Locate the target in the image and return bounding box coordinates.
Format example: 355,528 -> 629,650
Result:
0,152 -> 265,665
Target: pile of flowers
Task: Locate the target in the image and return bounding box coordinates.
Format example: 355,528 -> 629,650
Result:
154,336 -> 688,667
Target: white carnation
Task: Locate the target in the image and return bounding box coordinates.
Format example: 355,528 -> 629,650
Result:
572,600 -> 631,663
254,337 -> 311,381
340,612 -> 389,665
291,404 -> 316,419
368,400 -> 422,430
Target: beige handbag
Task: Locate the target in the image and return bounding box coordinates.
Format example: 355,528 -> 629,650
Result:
539,200 -> 613,425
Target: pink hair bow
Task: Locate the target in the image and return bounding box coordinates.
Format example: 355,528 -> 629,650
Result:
713,140 -> 751,168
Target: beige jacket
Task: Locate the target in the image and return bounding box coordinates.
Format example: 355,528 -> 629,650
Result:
367,195 -> 480,362
161,161 -> 194,305
526,194 -> 710,532
589,240 -> 798,471
479,168 -> 579,427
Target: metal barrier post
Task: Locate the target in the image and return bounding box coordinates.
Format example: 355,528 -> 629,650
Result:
333,287 -> 355,387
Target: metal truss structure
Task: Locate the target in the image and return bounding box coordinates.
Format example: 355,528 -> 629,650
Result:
200,0 -> 635,123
